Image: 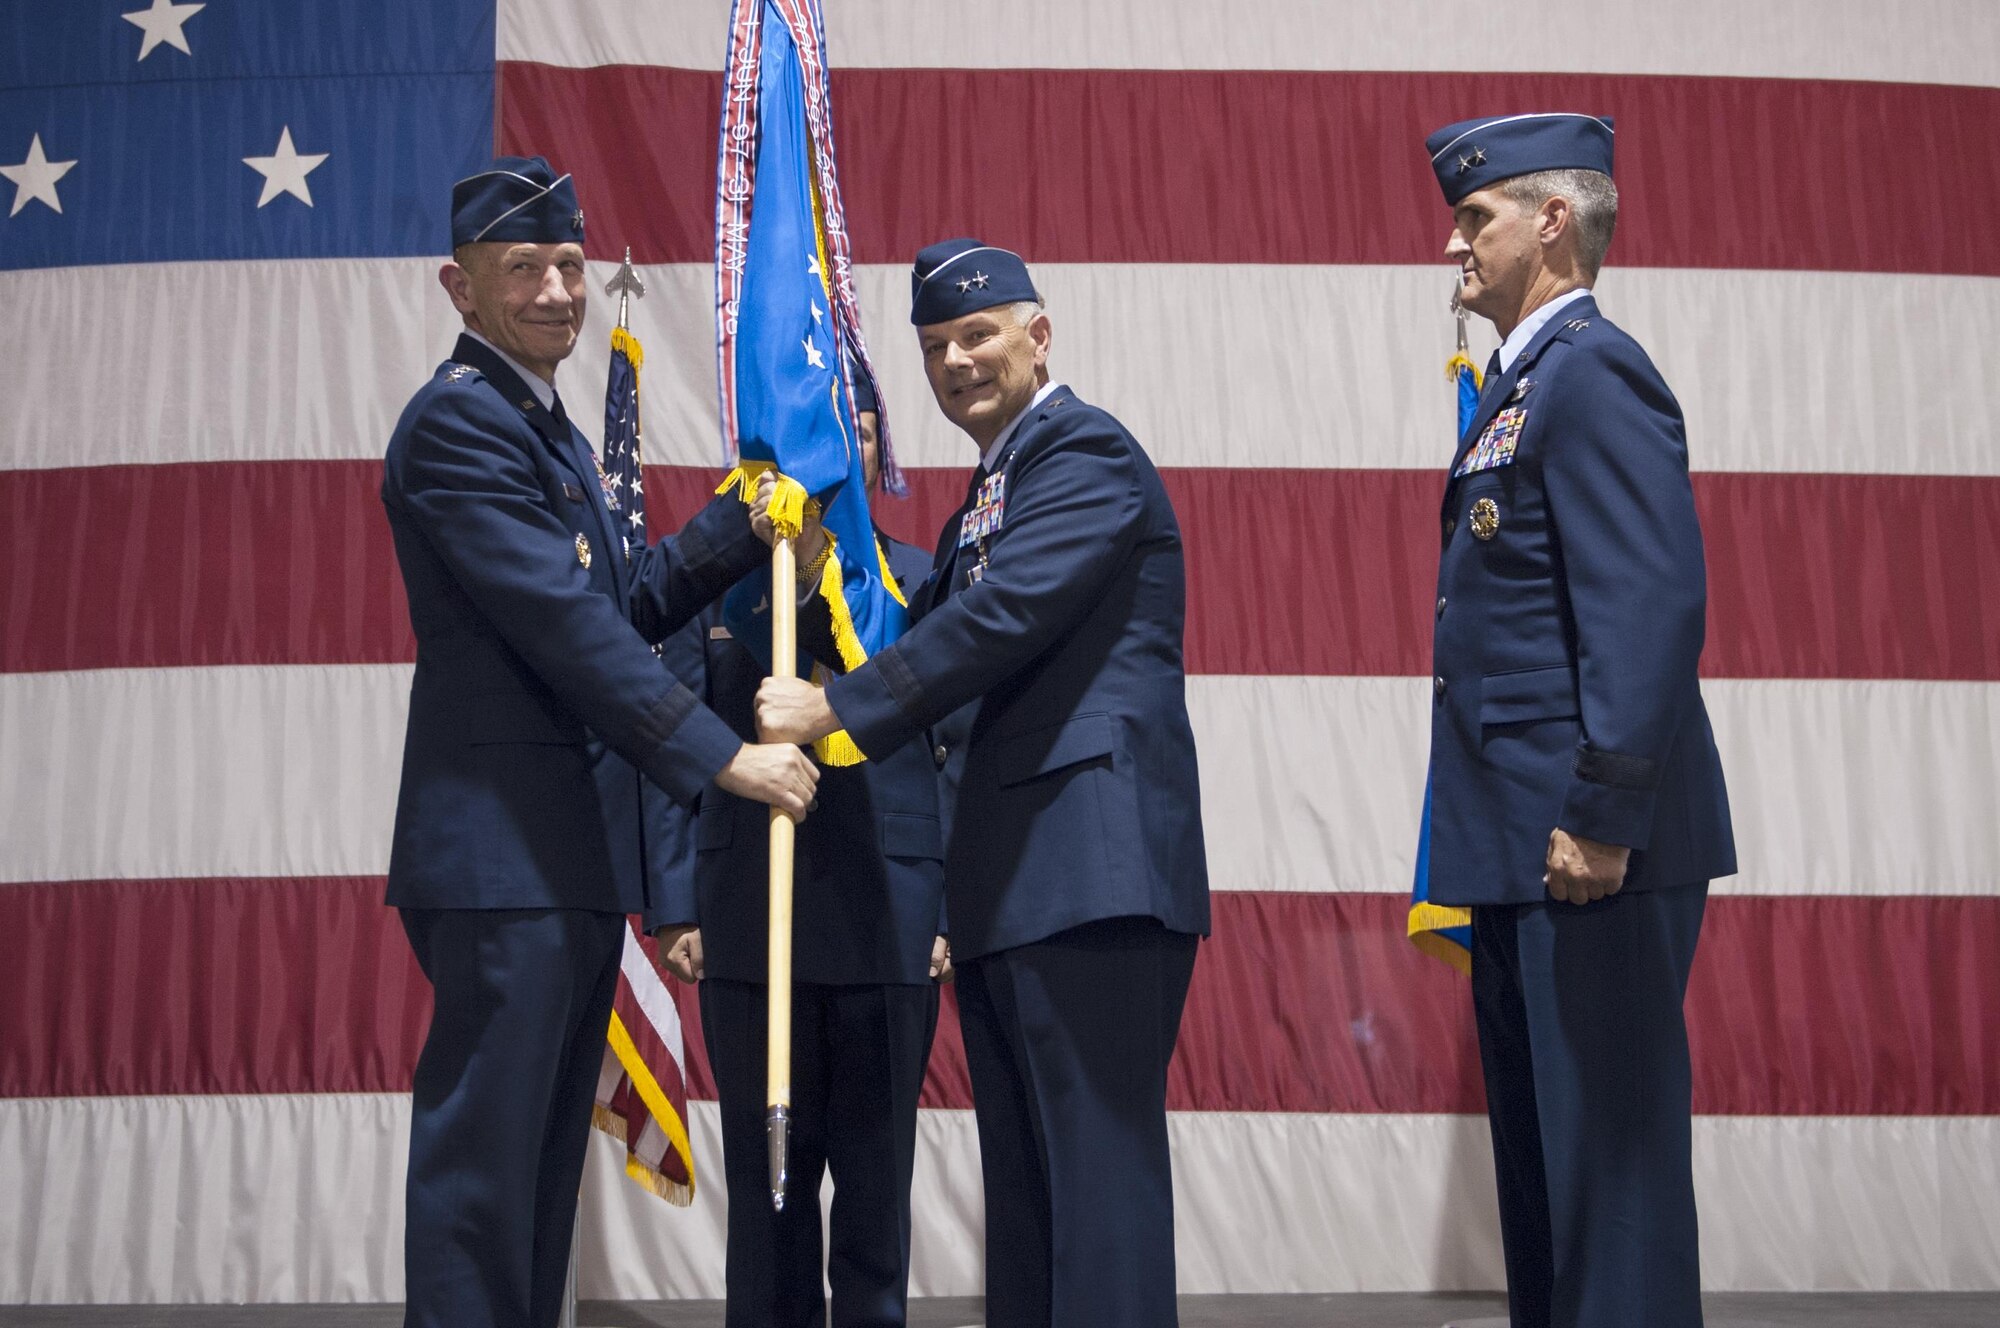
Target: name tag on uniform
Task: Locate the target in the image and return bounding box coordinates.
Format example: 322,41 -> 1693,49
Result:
708,625 -> 733,640
1456,407 -> 1526,476
958,472 -> 1007,548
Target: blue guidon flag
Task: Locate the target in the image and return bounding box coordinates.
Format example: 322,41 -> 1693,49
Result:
1407,337 -> 1484,975
712,0 -> 906,765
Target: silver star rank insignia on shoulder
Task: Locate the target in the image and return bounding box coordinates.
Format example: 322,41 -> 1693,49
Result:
1565,318 -> 1592,332
443,364 -> 472,382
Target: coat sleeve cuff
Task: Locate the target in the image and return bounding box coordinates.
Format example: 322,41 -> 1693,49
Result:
635,684 -> 743,805
824,647 -> 926,760
1558,744 -> 1661,849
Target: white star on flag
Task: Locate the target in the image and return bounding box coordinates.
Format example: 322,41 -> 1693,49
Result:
807,251 -> 823,280
810,301 -> 824,325
2,134 -> 78,217
802,336 -> 826,370
243,126 -> 328,207
122,0 -> 205,61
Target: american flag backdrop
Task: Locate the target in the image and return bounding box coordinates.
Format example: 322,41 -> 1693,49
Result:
3,0 -> 1998,1302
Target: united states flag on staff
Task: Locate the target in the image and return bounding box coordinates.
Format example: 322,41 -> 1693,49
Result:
3,0 -> 1997,1303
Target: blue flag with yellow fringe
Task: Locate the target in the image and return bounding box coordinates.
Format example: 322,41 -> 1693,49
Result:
1407,338 -> 1483,974
711,0 -> 906,765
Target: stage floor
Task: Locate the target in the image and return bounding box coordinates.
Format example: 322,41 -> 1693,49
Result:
4,1295 -> 1998,1327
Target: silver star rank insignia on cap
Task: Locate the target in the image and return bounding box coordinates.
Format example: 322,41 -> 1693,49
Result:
971,271 -> 990,288
1470,146 -> 1486,165
1457,154 -> 1473,174
956,276 -> 972,292
571,208 -> 585,231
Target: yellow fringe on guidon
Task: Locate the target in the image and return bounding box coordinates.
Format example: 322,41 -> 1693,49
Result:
715,461 -> 810,540
802,529 -> 914,768
1446,349 -> 1483,391
715,465 -> 911,767
1405,901 -> 1473,976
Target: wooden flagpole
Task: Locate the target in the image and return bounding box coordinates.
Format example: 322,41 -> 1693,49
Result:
764,534 -> 797,1210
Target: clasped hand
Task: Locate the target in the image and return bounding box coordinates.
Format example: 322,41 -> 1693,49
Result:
1544,827 -> 1630,905
747,470 -> 828,565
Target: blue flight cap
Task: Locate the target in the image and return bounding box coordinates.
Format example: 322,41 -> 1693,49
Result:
451,155 -> 585,247
847,355 -> 878,414
909,237 -> 1040,326
1424,114 -> 1615,207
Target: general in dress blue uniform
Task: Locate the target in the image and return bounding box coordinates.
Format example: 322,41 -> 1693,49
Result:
1421,116 -> 1736,1328
380,156 -> 817,1328
757,240 -> 1212,1328
650,379 -> 949,1328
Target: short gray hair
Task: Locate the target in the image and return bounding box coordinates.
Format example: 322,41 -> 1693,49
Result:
1501,169 -> 1619,278
1006,299 -> 1046,327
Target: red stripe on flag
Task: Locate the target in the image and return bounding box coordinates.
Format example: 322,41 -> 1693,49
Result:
499,63 -> 2000,276
5,878 -> 1994,1115
8,463 -> 1998,680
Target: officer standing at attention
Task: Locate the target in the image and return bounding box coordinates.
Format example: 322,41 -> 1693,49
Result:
757,239 -> 1211,1328
380,155 -> 818,1328
650,367 -> 951,1328
1420,116 -> 1735,1327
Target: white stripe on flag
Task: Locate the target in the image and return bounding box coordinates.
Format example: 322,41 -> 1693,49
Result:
6,1095 -> 1997,1300
4,665 -> 1995,897
500,0 -> 2000,85
7,262 -> 1999,475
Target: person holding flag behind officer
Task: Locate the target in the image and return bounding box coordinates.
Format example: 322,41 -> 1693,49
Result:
1418,116 -> 1735,1327
649,362 -> 950,1328
378,156 -> 816,1328
756,240 -> 1211,1328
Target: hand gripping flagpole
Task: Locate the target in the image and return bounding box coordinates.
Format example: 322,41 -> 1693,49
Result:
764,534 -> 797,1211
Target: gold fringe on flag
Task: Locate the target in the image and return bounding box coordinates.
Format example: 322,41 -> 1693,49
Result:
600,1010 -> 697,1206
1406,901 -> 1474,976
715,461 -> 811,540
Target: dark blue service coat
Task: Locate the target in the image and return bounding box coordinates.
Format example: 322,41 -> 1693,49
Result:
381,333 -> 760,916
651,532 -> 947,985
819,385 -> 1211,959
1427,296 -> 1735,906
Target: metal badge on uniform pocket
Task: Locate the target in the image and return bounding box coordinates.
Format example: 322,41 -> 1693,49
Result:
575,532 -> 592,568
1470,496 -> 1500,540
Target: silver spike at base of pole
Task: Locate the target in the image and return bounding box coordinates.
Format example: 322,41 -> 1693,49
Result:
767,1105 -> 790,1210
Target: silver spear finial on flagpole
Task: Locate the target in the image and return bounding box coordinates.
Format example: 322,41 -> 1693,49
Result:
605,245 -> 646,330
1451,278 -> 1471,356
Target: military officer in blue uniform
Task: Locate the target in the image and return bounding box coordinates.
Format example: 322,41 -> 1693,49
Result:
1420,116 -> 1736,1328
649,370 -> 950,1328
757,240 -> 1212,1328
380,155 -> 818,1328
